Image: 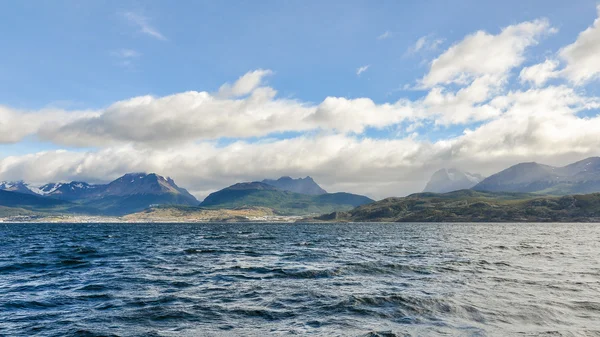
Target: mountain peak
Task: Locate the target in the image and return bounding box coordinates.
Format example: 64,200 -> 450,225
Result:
423,168 -> 484,193
262,176 -> 327,195
473,162 -> 558,193
0,180 -> 38,195
199,180 -> 372,215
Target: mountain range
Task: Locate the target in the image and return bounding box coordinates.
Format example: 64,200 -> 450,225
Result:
311,156 -> 600,222
0,174 -> 372,217
472,157 -> 600,195
3,156 -> 600,220
0,173 -> 198,216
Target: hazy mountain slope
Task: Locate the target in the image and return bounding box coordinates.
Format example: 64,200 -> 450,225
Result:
200,182 -> 373,215
0,189 -> 71,210
561,157 -> 600,184
314,192 -> 374,207
473,157 -> 600,195
423,168 -> 484,193
262,176 -> 327,195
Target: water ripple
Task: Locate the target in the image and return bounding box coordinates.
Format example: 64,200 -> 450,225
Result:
1,222 -> 599,336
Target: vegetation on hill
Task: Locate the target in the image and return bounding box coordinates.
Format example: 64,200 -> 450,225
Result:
200,182 -> 373,215
311,190 -> 600,222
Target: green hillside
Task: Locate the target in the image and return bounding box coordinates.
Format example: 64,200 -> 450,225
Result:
200,182 -> 374,215
312,189 -> 600,222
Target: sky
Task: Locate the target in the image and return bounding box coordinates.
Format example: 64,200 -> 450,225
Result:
1,0 -> 600,200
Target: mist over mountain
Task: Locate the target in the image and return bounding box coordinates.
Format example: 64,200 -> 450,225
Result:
423,169 -> 484,193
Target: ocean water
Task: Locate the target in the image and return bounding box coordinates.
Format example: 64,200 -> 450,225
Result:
1,223 -> 599,337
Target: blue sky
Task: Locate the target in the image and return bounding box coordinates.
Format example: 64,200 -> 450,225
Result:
1,1 -> 600,198
1,0 -> 595,108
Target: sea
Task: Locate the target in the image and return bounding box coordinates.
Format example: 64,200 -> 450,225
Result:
1,222 -> 599,336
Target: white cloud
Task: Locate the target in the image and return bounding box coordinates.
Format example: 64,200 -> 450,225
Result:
412,19 -> 557,124
419,74 -> 505,125
421,19 -> 554,87
519,59 -> 559,86
123,12 -> 166,41
377,31 -> 392,40
310,97 -> 413,133
356,65 -> 370,76
5,69 -> 413,147
217,69 -> 273,97
558,5 -> 600,84
406,35 -> 444,54
0,106 -> 97,144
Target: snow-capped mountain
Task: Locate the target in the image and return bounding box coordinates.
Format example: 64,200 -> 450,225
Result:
0,173 -> 199,215
37,181 -> 103,201
0,181 -> 37,195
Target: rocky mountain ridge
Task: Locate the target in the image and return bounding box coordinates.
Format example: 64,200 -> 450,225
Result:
262,176 -> 327,195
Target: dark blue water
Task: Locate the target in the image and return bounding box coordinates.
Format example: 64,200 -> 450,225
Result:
1,223 -> 599,336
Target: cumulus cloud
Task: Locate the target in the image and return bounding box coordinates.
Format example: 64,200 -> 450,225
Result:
558,5 -> 600,84
519,59 -> 559,86
37,89 -> 312,147
419,74 -> 505,125
421,19 -> 554,87
0,106 -> 97,144
20,69 -> 417,147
